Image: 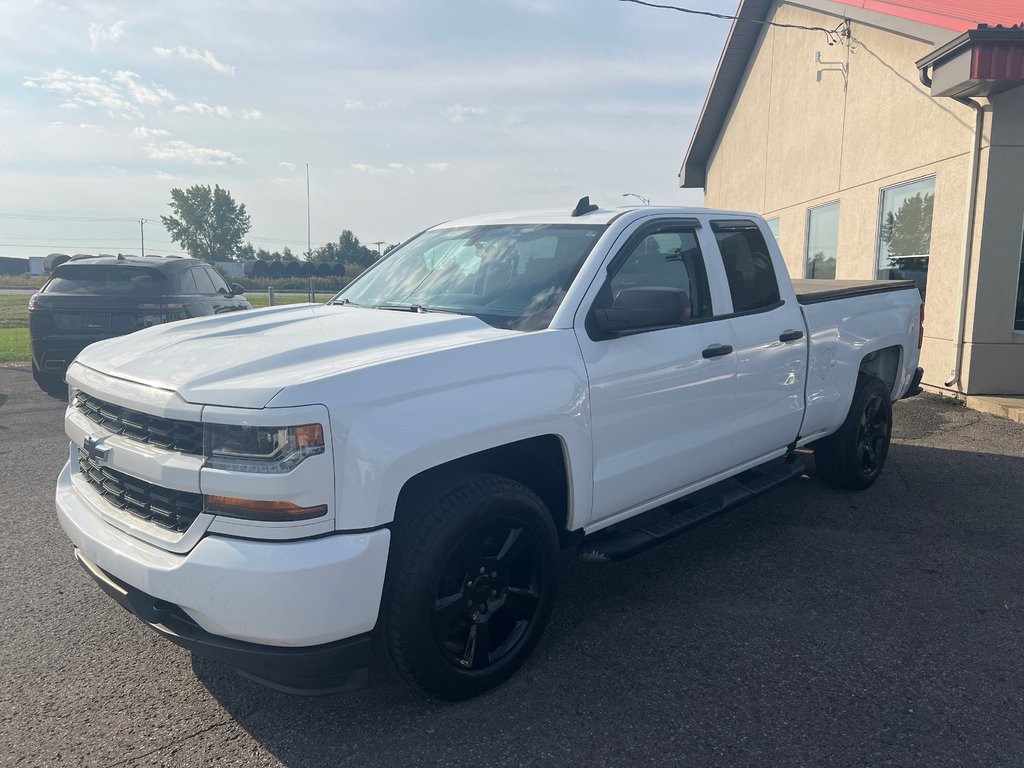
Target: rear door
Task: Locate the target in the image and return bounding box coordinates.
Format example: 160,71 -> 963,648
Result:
576,218 -> 737,526
710,219 -> 806,465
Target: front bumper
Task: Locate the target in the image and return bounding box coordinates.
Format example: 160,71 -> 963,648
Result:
74,549 -> 371,694
56,461 -> 391,692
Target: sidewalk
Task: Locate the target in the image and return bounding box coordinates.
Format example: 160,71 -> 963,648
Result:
963,394 -> 1024,425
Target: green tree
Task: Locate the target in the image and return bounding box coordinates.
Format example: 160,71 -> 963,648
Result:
161,184 -> 252,261
881,192 -> 933,273
310,230 -> 376,267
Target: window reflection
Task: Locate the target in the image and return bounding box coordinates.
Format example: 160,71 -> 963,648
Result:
877,176 -> 935,301
805,201 -> 839,279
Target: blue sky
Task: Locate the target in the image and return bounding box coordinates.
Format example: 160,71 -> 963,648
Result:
0,0 -> 733,258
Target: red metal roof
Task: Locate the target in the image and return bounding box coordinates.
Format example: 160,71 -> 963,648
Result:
829,0 -> 1024,33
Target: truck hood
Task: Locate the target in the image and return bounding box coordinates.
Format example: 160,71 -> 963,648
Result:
74,304 -> 514,408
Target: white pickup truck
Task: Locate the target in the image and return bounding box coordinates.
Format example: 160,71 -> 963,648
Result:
56,200 -> 923,700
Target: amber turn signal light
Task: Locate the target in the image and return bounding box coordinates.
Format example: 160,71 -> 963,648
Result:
205,495 -> 328,522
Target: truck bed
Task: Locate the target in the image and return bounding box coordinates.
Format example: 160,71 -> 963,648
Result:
792,279 -> 918,305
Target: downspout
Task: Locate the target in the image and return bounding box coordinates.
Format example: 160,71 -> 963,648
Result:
920,65 -> 985,389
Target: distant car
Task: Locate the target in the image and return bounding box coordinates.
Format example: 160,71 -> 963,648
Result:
29,255 -> 251,396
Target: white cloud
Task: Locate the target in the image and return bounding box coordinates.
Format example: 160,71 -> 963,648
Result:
153,45 -> 235,75
351,162 -> 414,175
24,69 -> 140,117
173,101 -> 232,117
444,103 -> 488,124
153,171 -> 178,181
145,140 -> 243,165
425,162 -> 455,172
111,70 -> 175,106
278,161 -> 296,171
88,20 -> 125,51
132,126 -> 170,139
343,99 -> 365,110
240,108 -> 262,120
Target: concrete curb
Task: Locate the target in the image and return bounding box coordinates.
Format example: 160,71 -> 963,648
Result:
922,384 -> 1024,425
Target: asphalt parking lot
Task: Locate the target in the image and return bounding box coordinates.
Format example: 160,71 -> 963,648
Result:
2,365 -> 1023,768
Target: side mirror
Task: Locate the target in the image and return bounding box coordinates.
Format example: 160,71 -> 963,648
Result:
230,283 -> 245,297
589,286 -> 691,338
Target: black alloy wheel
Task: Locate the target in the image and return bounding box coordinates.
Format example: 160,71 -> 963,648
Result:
377,472 -> 560,700
432,517 -> 545,671
856,391 -> 891,477
814,375 -> 893,490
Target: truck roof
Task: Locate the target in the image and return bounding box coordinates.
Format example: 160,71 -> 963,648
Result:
433,204 -> 760,230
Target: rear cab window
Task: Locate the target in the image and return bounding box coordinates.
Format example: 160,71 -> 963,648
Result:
711,221 -> 782,314
45,265 -> 168,296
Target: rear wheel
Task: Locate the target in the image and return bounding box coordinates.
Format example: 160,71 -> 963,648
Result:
377,472 -> 560,700
814,375 -> 893,490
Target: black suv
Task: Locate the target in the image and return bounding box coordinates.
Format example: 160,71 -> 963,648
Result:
29,255 -> 251,395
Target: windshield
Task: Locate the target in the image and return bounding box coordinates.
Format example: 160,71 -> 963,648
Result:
334,224 -> 604,331
44,265 -> 168,296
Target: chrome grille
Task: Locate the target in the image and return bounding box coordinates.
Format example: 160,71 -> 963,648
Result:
73,391 -> 203,455
78,449 -> 204,533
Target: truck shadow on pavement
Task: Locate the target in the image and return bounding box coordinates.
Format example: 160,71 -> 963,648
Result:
192,430 -> 1024,767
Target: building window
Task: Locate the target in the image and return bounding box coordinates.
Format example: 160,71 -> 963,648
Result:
766,217 -> 780,240
805,201 -> 839,279
877,176 -> 935,300
1015,223 -> 1024,331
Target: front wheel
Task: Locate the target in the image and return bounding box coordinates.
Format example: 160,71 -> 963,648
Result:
377,472 -> 560,700
814,375 -> 893,490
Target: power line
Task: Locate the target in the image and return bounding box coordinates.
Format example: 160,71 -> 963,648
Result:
0,212 -> 141,223
617,0 -> 848,45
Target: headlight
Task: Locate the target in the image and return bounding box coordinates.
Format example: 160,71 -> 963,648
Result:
204,423 -> 325,473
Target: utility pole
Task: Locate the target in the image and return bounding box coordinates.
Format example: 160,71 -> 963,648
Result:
140,218 -> 146,257
371,241 -> 385,258
306,163 -> 314,302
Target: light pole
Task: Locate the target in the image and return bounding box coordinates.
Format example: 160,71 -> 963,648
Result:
622,193 -> 651,206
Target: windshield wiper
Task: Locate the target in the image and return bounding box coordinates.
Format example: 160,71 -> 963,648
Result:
372,302 -> 462,315
328,298 -> 362,307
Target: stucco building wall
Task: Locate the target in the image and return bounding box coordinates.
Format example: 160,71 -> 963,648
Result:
700,1 -> 1024,394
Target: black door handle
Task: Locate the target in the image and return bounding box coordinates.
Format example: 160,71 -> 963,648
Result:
779,329 -> 804,343
702,344 -> 733,359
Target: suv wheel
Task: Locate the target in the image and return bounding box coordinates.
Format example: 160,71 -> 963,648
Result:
377,472 -> 560,700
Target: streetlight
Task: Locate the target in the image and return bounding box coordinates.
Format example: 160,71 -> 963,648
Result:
622,193 -> 651,206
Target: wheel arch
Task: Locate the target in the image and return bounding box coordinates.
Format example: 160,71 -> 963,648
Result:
394,435 -> 578,546
857,344 -> 902,397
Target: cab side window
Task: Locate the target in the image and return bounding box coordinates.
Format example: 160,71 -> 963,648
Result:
608,229 -> 712,320
712,223 -> 782,313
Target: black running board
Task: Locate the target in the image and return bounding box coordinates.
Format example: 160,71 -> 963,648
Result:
577,456 -> 806,563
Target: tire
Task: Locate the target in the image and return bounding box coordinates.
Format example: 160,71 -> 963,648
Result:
32,362 -> 67,400
814,375 -> 893,490
377,471 -> 560,700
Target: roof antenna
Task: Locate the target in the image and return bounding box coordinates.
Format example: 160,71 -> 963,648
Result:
572,196 -> 599,217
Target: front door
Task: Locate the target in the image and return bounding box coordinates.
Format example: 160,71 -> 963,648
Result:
576,220 -> 737,526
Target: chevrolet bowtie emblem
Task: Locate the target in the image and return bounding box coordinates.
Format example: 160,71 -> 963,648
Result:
83,436 -> 111,466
